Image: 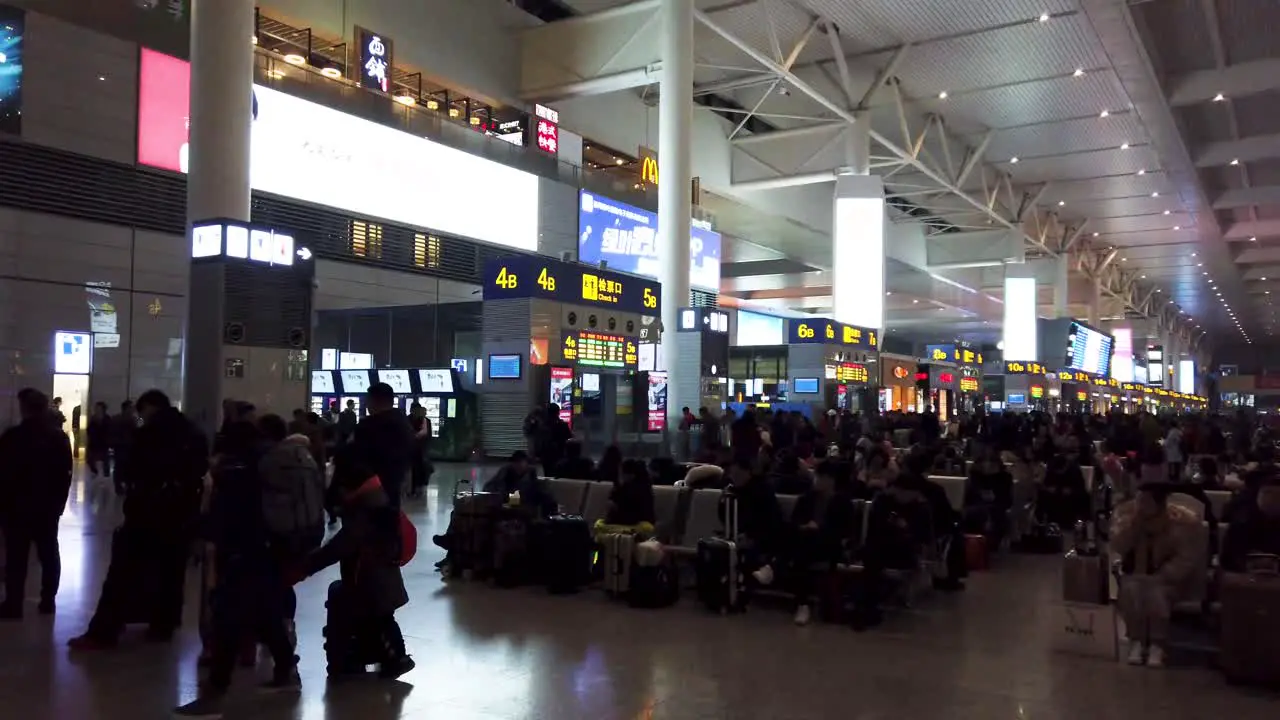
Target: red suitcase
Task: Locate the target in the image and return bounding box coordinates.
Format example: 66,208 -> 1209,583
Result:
1219,570 -> 1280,687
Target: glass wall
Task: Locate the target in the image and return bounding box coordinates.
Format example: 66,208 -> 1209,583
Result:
728,346 -> 788,402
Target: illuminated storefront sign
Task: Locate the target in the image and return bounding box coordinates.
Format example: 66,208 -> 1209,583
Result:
356,27 -> 392,92
136,49 -> 539,252
534,103 -> 559,154
483,255 -> 660,315
1030,385 -> 1044,399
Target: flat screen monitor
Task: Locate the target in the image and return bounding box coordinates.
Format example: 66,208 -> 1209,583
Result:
1063,320 -> 1114,377
339,370 -> 371,394
377,369 -> 413,394
1007,393 -> 1026,405
488,354 -> 522,379
417,369 -> 455,393
311,370 -> 335,394
792,377 -> 820,394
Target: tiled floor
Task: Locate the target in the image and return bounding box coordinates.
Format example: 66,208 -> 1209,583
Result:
0,463 -> 1275,719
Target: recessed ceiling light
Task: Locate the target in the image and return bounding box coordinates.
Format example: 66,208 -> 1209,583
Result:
1163,210 -> 1171,215
1039,12 -> 1051,22
1251,236 -> 1259,242
912,299 -> 919,304
615,158 -> 624,165
1230,158 -> 1240,166
320,67 -> 343,79
1198,263 -> 1203,267
1010,156 -> 1019,164
1058,200 -> 1065,206
1137,169 -> 1147,176
1141,275 -> 1146,279
1121,257 -> 1127,261
98,75 -> 106,81
1152,192 -> 1160,197
1099,110 -> 1110,118
1191,252 -> 1197,257
938,91 -> 948,99
1073,68 -> 1085,78
284,54 -> 307,66
1213,93 -> 1226,102
885,291 -> 891,296
1174,226 -> 1181,230
1120,142 -> 1130,150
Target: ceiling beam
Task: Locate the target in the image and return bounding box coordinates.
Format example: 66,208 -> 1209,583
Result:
1168,58 -> 1280,106
1213,184 -> 1280,210
1196,133 -> 1280,168
1223,219 -> 1280,241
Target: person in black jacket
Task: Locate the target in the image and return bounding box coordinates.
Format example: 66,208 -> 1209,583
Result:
173,421 -> 298,718
0,389 -> 73,619
352,383 -> 414,509
605,459 -> 655,527
1220,480 -> 1280,572
778,460 -> 857,625
894,447 -> 967,590
69,389 -> 209,649
85,402 -> 113,481
717,458 -> 783,585
535,404 -> 573,477
964,446 -> 1014,547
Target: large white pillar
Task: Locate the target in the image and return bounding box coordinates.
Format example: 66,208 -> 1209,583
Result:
1051,255 -> 1069,319
832,117 -> 882,330
184,0 -> 255,430
187,0 -> 255,222
658,0 -> 694,432
1087,276 -> 1102,327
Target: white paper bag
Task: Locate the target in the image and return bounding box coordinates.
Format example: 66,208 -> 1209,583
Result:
1051,602 -> 1118,660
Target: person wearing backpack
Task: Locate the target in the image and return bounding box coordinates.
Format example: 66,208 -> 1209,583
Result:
257,414 -> 325,644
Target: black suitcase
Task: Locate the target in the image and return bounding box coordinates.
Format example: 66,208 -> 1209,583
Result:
629,559 -> 680,609
321,580 -> 382,676
492,508 -> 532,588
696,489 -> 745,613
538,514 -> 593,594
448,480 -> 504,577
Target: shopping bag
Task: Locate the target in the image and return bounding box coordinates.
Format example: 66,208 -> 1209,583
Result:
1050,602 -> 1118,660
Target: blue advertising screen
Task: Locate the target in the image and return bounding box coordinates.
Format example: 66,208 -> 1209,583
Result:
0,5 -> 24,135
488,354 -> 522,379
578,191 -> 721,292
1007,393 -> 1026,405
793,378 -> 819,394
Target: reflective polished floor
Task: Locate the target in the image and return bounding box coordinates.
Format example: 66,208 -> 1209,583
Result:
0,463 -> 1275,719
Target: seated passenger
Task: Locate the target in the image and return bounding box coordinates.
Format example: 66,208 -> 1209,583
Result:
1111,484 -> 1205,668
768,448 -> 814,495
779,460 -> 858,626
1037,453 -> 1089,528
1223,445 -> 1279,525
858,445 -> 896,492
604,459 -> 656,528
892,448 -> 967,590
1190,456 -> 1221,488
964,447 -> 1014,545
717,459 -> 783,583
482,450 -> 555,516
551,440 -> 595,480
595,445 -> 623,485
1220,478 -> 1280,572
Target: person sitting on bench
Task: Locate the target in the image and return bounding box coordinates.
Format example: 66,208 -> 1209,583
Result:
717,459 -> 783,587
778,460 -> 857,626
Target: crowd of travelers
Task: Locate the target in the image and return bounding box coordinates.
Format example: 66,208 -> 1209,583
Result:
0,382 -> 426,718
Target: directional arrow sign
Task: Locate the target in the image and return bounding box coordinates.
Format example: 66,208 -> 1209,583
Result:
297,247 -> 313,261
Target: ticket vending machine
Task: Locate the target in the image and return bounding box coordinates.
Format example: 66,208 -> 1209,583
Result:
413,368 -> 478,459
337,369 -> 371,417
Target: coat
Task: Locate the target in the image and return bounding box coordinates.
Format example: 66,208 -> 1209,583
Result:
1110,499 -> 1207,601
118,407 -> 209,533
0,416 -> 73,525
302,476 -> 408,616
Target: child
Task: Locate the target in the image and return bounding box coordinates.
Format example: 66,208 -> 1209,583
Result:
296,449 -> 414,679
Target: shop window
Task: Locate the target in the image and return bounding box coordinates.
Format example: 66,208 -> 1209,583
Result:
351,220 -> 383,259
414,233 -> 441,269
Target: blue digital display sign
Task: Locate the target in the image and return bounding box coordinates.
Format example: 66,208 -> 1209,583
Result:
578,191 -> 721,292
482,254 -> 661,315
0,5 -> 24,135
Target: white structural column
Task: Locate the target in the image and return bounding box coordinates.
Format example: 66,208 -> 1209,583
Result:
1050,255 -> 1069,319
1087,277 -> 1102,328
187,0 -> 255,222
832,119 -> 883,329
658,0 -> 694,432
183,0 -> 255,433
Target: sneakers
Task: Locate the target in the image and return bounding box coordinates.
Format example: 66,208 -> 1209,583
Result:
793,604 -> 812,626
751,564 -> 775,586
1126,640 -> 1145,666
172,693 -> 225,719
67,633 -> 117,652
258,668 -> 302,694
378,655 -> 416,680
1146,644 -> 1165,669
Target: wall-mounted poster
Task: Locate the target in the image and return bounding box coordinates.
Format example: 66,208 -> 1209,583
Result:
0,5 -> 24,135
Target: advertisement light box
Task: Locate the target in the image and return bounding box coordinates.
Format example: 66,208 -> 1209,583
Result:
137,49 -> 539,252
578,191 -> 721,292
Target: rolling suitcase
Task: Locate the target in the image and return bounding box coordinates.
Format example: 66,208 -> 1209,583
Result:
599,532 -> 636,597
449,479 -> 504,577
322,580 -> 380,676
696,489 -> 745,614
539,514 -> 594,594
1219,563 -> 1280,687
491,508 -> 531,588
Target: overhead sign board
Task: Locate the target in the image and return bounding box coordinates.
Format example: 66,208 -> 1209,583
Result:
787,319 -> 879,351
482,255 -> 660,316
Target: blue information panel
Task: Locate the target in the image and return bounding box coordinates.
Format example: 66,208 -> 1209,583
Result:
482,255 -> 661,316
787,319 -> 879,350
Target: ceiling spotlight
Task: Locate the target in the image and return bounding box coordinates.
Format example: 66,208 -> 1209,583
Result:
284,54 -> 307,66
1141,275 -> 1147,279
1138,169 -> 1147,176
912,299 -> 919,304
1213,93 -> 1225,102
1174,226 -> 1181,230
1163,210 -> 1171,215
1198,263 -> 1203,267
1251,236 -> 1259,242
1039,12 -> 1051,22
1230,158 -> 1240,166
1120,142 -> 1130,150
938,91 -> 949,99
1092,232 -> 1099,237
885,291 -> 892,296
1073,68 -> 1085,78
1058,200 -> 1065,206
1191,252 -> 1197,257
615,158 -> 624,165
1010,156 -> 1019,164
1121,257 -> 1127,261
1100,109 -> 1110,118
